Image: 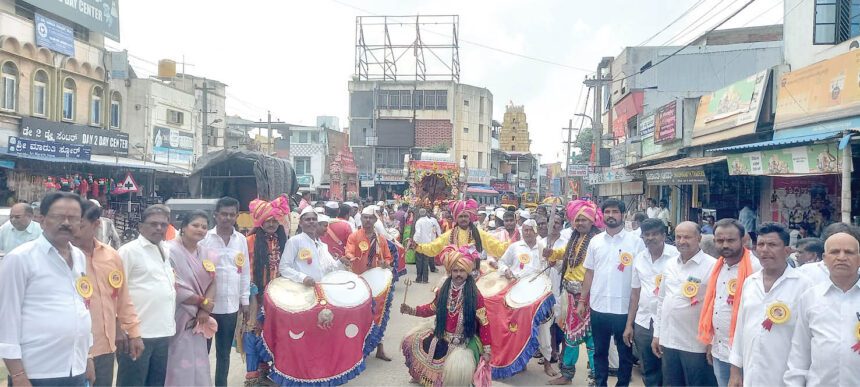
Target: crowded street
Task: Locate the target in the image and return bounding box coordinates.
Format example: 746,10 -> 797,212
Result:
3,0 -> 860,387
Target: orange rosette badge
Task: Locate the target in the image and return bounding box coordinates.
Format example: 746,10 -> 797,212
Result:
517,253 -> 530,270
76,276 -> 94,309
653,274 -> 663,296
682,281 -> 700,306
299,248 -> 313,265
852,321 -> 860,354
203,259 -> 216,278
359,241 -> 369,252
727,278 -> 738,305
617,251 -> 633,271
761,302 -> 790,331
235,253 -> 246,273
108,269 -> 123,299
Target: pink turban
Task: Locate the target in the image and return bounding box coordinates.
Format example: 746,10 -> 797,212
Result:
449,199 -> 479,222
249,195 -> 291,228
439,245 -> 480,273
566,199 -> 604,229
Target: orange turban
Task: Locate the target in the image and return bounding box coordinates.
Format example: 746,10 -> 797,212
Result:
439,245 -> 479,273
249,195 -> 291,228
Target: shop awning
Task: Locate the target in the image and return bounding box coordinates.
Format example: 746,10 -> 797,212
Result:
0,151 -> 191,175
634,156 -> 727,171
708,133 -> 842,153
467,186 -> 498,195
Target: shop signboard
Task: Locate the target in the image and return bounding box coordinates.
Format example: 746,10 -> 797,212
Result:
640,136 -> 664,157
639,114 -> 655,136
491,179 -> 511,192
643,168 -> 707,185
8,136 -> 91,160
360,180 -> 375,188
376,167 -> 404,182
567,163 -> 589,177
774,49 -> 860,130
586,167 -> 636,185
20,117 -> 128,156
109,50 -> 129,79
612,91 -> 643,139
654,100 -> 678,143
726,144 -> 841,176
153,126 -> 193,169
296,175 -> 314,186
466,168 -> 490,184
610,144 -> 625,167
21,0 -> 120,41
692,69 -> 769,145
35,13 -> 74,56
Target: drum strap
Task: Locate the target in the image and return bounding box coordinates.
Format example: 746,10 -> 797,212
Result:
326,227 -> 344,247
367,235 -> 379,270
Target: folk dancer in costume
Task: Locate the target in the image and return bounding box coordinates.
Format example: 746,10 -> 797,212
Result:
548,200 -> 603,385
499,219 -> 565,377
279,207 -> 347,286
242,196 -> 290,385
409,199 -> 510,276
400,245 -> 493,386
345,206 -> 394,361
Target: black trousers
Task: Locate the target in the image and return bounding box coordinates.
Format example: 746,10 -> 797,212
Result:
661,347 -> 717,387
8,373 -> 86,386
591,309 -> 635,387
93,352 -> 116,387
427,251 -> 437,272
116,336 -> 170,386
633,322 -> 662,387
415,252 -> 430,282
207,311 -> 238,387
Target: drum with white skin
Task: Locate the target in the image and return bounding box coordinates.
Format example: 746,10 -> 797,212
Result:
262,271 -> 374,385
476,270 -> 512,298
505,274 -> 552,309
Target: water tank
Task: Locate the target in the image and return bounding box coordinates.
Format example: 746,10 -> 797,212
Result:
158,59 -> 176,78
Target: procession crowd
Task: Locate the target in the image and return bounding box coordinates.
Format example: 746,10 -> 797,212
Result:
0,191 -> 859,387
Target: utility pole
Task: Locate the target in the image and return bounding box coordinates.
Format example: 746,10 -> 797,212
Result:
562,119 -> 574,197
267,110 -> 273,155
196,78 -> 217,156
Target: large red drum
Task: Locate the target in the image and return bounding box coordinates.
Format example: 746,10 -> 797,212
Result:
263,271 -> 373,385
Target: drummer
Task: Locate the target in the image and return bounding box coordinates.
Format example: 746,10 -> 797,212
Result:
279,207 -> 346,286
344,205 -> 394,361
408,199 -> 509,273
498,219 -> 564,377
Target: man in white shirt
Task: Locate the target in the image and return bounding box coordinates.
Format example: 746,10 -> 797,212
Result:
499,219 -> 560,377
656,200 -> 670,228
0,192 -> 92,386
738,204 -> 757,239
577,198 -> 646,386
699,219 -> 761,387
199,197 -> 250,387
729,223 -> 812,387
117,204 -> 177,387
623,219 -> 678,387
651,221 -> 717,386
541,213 -> 568,365
629,212 -> 645,239
0,202 -> 43,254
646,198 -> 659,219
785,232 -> 860,386
413,208 -> 442,283
280,207 -> 343,285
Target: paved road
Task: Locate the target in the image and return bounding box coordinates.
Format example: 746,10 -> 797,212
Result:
1,268 -> 644,386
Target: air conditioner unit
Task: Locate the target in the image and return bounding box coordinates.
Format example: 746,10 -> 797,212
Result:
366,137 -> 378,146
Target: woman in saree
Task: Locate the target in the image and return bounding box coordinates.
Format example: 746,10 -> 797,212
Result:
242,196 -> 290,385
165,210 -> 216,386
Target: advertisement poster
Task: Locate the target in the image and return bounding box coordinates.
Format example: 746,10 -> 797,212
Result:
770,176 -> 839,237
727,144 -> 840,176
654,100 -> 677,143
153,126 -> 193,169
775,49 -> 860,130
692,69 -> 769,142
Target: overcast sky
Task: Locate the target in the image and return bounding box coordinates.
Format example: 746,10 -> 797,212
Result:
114,0 -> 783,164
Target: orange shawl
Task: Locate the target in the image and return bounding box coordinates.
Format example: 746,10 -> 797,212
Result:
697,248 -> 753,345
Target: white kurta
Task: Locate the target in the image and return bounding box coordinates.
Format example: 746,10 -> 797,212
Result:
279,232 -> 342,282
498,239 -> 548,278
729,266 -> 811,386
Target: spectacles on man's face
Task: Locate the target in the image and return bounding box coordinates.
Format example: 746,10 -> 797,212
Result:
217,211 -> 239,218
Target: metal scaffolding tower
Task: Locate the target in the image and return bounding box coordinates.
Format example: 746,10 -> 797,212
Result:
354,15 -> 461,82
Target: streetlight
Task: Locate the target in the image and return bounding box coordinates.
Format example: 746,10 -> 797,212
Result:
535,153 -> 542,201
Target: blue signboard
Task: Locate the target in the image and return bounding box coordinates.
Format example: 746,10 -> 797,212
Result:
8,136 -> 91,160
35,13 -> 75,57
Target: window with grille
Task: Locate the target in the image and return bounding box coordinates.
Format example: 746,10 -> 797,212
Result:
814,0 -> 860,45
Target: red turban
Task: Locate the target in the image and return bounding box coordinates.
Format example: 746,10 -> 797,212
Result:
449,199 -> 478,222
250,195 -> 291,228
566,199 -> 604,228
439,245 -> 480,273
